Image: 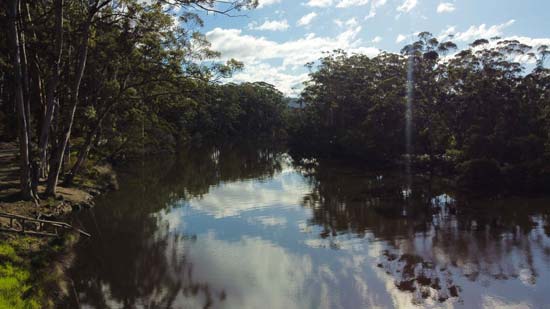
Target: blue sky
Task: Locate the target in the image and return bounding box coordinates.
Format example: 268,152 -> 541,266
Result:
192,0 -> 550,96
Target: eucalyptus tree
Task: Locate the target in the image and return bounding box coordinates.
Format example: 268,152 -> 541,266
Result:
400,32 -> 457,162
298,50 -> 409,161
2,0 -> 258,198
5,0 -> 37,201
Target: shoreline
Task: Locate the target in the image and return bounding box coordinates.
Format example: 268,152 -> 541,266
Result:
0,162 -> 117,308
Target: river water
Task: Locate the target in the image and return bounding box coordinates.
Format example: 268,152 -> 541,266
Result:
67,144 -> 550,308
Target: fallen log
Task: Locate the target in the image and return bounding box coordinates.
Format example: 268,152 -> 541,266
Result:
0,212 -> 91,237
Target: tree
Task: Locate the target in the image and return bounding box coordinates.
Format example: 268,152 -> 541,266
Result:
6,0 -> 38,201
292,33 -> 550,193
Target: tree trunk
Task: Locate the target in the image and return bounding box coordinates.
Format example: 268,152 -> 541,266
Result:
7,0 -> 35,201
65,130 -> 95,186
16,1 -> 32,144
45,17 -> 91,196
38,0 -> 63,177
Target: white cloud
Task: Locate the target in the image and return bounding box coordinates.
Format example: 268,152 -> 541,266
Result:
257,0 -> 281,8
336,0 -> 370,8
232,62 -> 310,96
297,12 -> 318,26
249,19 -> 290,31
372,36 -> 382,43
254,216 -> 288,227
438,26 -> 456,40
437,2 -> 455,13
305,0 -> 333,7
303,0 -> 386,19
396,34 -> 408,43
334,18 -> 358,28
441,19 -> 515,42
397,0 -> 418,13
206,25 -> 380,95
365,0 -> 387,19
305,0 -> 381,9
372,0 -> 388,8
365,12 -> 376,19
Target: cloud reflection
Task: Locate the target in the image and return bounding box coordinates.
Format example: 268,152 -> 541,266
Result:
188,171 -> 310,218
165,234 -> 315,308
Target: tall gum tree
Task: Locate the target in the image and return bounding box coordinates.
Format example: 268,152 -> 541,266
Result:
6,0 -> 37,201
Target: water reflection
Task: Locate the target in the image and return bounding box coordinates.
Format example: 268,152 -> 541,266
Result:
67,144 -> 550,308
297,157 -> 550,306
68,143 -> 290,308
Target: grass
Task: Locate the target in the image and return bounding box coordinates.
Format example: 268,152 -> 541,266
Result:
0,234 -> 78,309
0,263 -> 41,309
0,239 -> 42,309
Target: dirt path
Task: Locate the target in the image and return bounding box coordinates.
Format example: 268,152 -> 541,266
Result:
0,142 -> 92,219
0,142 -> 20,198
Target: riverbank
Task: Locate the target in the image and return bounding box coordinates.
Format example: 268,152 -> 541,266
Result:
0,142 -> 117,308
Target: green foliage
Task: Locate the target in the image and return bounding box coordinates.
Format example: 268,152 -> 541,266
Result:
293,33 -> 550,194
0,243 -> 19,262
293,51 -> 409,161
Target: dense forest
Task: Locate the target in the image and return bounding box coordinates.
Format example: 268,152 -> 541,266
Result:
1,0 -> 549,206
291,35 -> 550,194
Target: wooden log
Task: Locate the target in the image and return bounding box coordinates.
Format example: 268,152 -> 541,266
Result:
0,212 -> 91,237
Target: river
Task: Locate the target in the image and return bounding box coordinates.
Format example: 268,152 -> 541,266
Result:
66,143 -> 550,308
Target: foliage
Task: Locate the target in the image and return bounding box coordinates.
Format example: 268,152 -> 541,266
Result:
293,33 -> 550,194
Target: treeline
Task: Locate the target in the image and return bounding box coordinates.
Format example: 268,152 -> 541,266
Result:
290,33 -> 550,194
0,0 -> 291,201
1,0 -> 549,200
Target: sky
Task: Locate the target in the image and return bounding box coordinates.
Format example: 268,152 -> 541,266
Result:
191,0 -> 550,96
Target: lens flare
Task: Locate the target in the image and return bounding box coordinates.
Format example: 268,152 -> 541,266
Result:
405,55 -> 414,191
